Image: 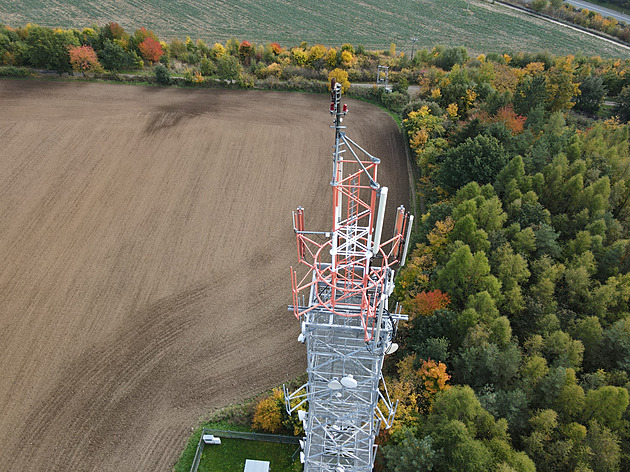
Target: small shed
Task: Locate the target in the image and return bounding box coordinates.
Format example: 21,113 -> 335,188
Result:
243,459 -> 270,472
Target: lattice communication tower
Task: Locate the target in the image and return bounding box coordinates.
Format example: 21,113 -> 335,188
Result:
284,80 -> 413,472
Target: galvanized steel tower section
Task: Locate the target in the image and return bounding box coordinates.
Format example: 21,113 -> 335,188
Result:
284,80 -> 413,472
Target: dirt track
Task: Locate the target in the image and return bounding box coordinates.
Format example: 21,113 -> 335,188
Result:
0,80 -> 410,471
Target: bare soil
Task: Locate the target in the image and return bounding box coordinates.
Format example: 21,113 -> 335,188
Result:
0,80 -> 410,471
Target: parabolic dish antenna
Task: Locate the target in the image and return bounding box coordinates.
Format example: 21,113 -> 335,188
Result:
385,342 -> 399,354
340,375 -> 358,389
328,378 -> 343,390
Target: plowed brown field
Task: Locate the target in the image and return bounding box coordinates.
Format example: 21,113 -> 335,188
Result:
0,80 -> 410,471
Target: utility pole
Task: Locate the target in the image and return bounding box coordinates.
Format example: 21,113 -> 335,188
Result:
410,36 -> 418,61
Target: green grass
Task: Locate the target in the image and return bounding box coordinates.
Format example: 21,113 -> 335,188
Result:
1,0 -> 629,57
174,421 -> 301,472
198,438 -> 301,472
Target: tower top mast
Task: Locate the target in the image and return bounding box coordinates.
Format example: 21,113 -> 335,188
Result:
290,79 -> 412,343
285,81 -> 413,471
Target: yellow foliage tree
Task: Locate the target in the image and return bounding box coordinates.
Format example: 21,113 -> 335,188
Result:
427,217 -> 455,252
325,48 -> 338,68
252,388 -> 284,433
446,103 -> 459,120
546,55 -> 581,112
491,64 -> 519,94
417,359 -> 451,412
308,44 -> 327,64
328,68 -> 351,93
340,50 -> 355,68
291,47 -> 308,66
396,217 -> 453,305
210,42 -> 226,60
380,377 -> 418,433
264,62 -> 283,78
403,106 -> 447,168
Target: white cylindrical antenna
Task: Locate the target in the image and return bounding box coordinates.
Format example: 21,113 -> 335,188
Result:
400,214 -> 414,266
387,269 -> 395,296
372,187 -> 388,255
373,286 -> 386,347
392,206 -> 405,256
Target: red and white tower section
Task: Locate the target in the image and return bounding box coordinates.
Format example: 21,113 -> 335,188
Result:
284,80 -> 413,472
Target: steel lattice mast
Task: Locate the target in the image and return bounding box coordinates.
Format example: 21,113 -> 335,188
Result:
284,80 -> 413,472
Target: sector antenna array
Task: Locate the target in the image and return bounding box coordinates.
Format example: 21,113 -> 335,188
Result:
284,80 -> 413,472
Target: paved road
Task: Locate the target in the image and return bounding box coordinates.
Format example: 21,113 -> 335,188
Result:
565,0 -> 630,24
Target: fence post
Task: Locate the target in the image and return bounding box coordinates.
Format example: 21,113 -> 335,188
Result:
189,431 -> 205,472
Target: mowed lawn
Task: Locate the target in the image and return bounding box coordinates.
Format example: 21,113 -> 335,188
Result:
1,0 -> 629,57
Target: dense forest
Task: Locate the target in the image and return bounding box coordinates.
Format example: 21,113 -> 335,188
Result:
3,21 -> 630,472
382,47 -> 630,472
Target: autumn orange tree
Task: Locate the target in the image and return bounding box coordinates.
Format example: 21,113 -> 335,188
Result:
269,42 -> 283,55
239,40 -> 254,63
478,105 -> 526,135
68,45 -> 103,75
398,355 -> 451,413
138,37 -> 164,64
382,354 -> 452,434
410,290 -> 451,318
